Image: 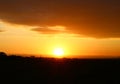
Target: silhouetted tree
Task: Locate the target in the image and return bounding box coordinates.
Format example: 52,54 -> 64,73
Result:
0,52 -> 7,58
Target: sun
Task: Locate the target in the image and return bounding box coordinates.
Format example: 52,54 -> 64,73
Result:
53,48 -> 64,58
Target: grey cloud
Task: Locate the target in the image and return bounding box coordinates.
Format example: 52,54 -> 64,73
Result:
0,0 -> 120,38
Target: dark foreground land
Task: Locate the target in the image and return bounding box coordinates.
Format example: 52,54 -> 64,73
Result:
0,52 -> 120,83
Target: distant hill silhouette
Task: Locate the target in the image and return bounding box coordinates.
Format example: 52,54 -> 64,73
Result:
0,52 -> 120,83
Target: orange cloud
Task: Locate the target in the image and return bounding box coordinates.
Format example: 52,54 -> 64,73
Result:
0,30 -> 4,32
31,26 -> 66,34
0,0 -> 120,38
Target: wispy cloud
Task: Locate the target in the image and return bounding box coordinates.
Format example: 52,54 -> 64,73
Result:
31,26 -> 66,34
0,30 -> 4,32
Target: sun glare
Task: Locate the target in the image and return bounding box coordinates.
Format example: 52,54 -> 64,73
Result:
53,48 -> 64,58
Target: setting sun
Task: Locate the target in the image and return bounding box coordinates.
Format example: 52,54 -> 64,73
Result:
53,48 -> 64,58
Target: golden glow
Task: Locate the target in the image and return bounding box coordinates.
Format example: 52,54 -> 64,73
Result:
1,21 -> 120,57
48,25 -> 66,31
53,48 -> 64,58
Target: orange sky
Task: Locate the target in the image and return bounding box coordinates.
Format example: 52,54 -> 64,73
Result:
0,0 -> 120,58
0,21 -> 120,58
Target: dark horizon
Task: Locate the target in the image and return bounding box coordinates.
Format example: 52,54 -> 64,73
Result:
1,51 -> 120,59
0,51 -> 120,83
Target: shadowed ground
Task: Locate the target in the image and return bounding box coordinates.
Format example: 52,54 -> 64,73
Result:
0,52 -> 120,83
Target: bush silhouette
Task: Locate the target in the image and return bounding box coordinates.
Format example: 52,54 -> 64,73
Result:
0,52 -> 7,58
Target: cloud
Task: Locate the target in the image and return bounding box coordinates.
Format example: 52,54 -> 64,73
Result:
31,26 -> 66,34
0,0 -> 120,38
0,30 -> 4,32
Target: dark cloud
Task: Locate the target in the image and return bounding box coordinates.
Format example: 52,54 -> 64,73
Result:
32,27 -> 65,34
0,0 -> 120,38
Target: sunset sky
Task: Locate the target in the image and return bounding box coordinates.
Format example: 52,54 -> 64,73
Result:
0,0 -> 120,58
